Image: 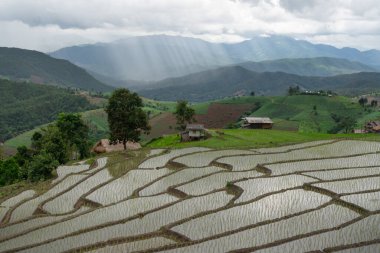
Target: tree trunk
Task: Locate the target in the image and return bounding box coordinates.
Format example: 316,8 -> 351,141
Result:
123,139 -> 127,150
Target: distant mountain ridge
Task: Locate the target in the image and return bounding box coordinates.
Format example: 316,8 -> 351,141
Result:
237,57 -> 376,77
137,66 -> 380,101
0,47 -> 113,92
50,35 -> 380,81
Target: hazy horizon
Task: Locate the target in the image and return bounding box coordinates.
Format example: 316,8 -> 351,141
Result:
1,0 -> 380,52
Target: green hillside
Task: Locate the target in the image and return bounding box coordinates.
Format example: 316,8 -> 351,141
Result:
4,99 -> 176,149
6,94 -> 380,151
250,96 -> 364,133
0,79 -> 94,142
0,47 -> 113,92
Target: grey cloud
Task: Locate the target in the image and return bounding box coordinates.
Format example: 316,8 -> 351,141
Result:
0,0 -> 379,51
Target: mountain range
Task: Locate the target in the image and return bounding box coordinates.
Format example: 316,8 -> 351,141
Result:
50,35 -> 380,82
0,47 -> 112,92
137,66 -> 380,101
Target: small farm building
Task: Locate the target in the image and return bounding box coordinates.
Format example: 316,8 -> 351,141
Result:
242,117 -> 274,129
365,121 -> 380,133
181,124 -> 206,141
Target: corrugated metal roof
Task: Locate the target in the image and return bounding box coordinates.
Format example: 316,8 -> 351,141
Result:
186,124 -> 205,130
243,117 -> 273,124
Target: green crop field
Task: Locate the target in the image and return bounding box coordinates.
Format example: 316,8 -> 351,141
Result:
147,129 -> 380,149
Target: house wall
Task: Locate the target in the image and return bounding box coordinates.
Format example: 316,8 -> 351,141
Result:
189,130 -> 203,137
244,123 -> 273,129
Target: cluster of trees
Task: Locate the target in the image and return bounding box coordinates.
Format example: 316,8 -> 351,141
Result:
358,97 -> 378,107
329,113 -> 357,134
0,113 -> 90,186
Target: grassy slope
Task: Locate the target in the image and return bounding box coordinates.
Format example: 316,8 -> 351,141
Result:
147,129 -> 380,149
214,95 -> 379,133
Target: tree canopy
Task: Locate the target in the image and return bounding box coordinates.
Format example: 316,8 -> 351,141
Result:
174,100 -> 195,131
56,113 -> 90,159
106,89 -> 150,149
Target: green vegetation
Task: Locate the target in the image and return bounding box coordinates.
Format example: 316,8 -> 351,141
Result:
106,89 -> 150,149
250,95 -> 371,133
174,100 -> 196,130
5,94 -> 380,150
0,79 -> 94,142
1,113 -> 91,186
147,129 -> 380,149
0,47 -> 112,92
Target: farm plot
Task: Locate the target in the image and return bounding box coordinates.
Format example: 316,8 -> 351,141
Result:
218,141 -> 380,171
52,164 -> 90,184
86,168 -> 172,205
171,189 -> 330,240
177,170 -> 261,196
0,194 -> 177,252
88,237 -> 175,253
0,206 -> 90,240
1,141 -> 379,253
235,175 -> 315,203
266,153 -> 380,175
15,192 -> 232,253
341,191 -> 380,211
148,149 -> 166,157
82,157 -> 108,174
164,205 -> 359,253
138,147 -> 211,169
252,140 -> 335,153
9,174 -> 87,222
255,214 -> 380,253
139,166 -> 223,196
0,190 -> 35,223
173,149 -> 255,167
335,244 -> 380,253
313,176 -> 380,195
303,167 -> 380,180
43,169 -> 113,214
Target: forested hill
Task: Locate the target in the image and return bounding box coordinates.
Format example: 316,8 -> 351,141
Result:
138,66 -> 380,101
0,79 -> 94,142
0,47 -> 113,92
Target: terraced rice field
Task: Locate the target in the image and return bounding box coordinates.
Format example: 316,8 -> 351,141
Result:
0,140 -> 379,252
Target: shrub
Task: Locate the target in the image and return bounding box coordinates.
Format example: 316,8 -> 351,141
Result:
27,151 -> 59,182
0,158 -> 20,186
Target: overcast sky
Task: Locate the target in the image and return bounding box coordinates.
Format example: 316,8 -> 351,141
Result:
1,0 -> 380,52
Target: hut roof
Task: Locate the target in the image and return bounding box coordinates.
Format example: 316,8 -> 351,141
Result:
186,124 -> 205,131
243,117 -> 273,124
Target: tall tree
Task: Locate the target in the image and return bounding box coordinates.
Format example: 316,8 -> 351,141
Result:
174,100 -> 195,131
358,97 -> 368,107
56,113 -> 90,159
106,89 -> 150,150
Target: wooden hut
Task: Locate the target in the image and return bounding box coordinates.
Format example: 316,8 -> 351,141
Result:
242,117 -> 273,129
